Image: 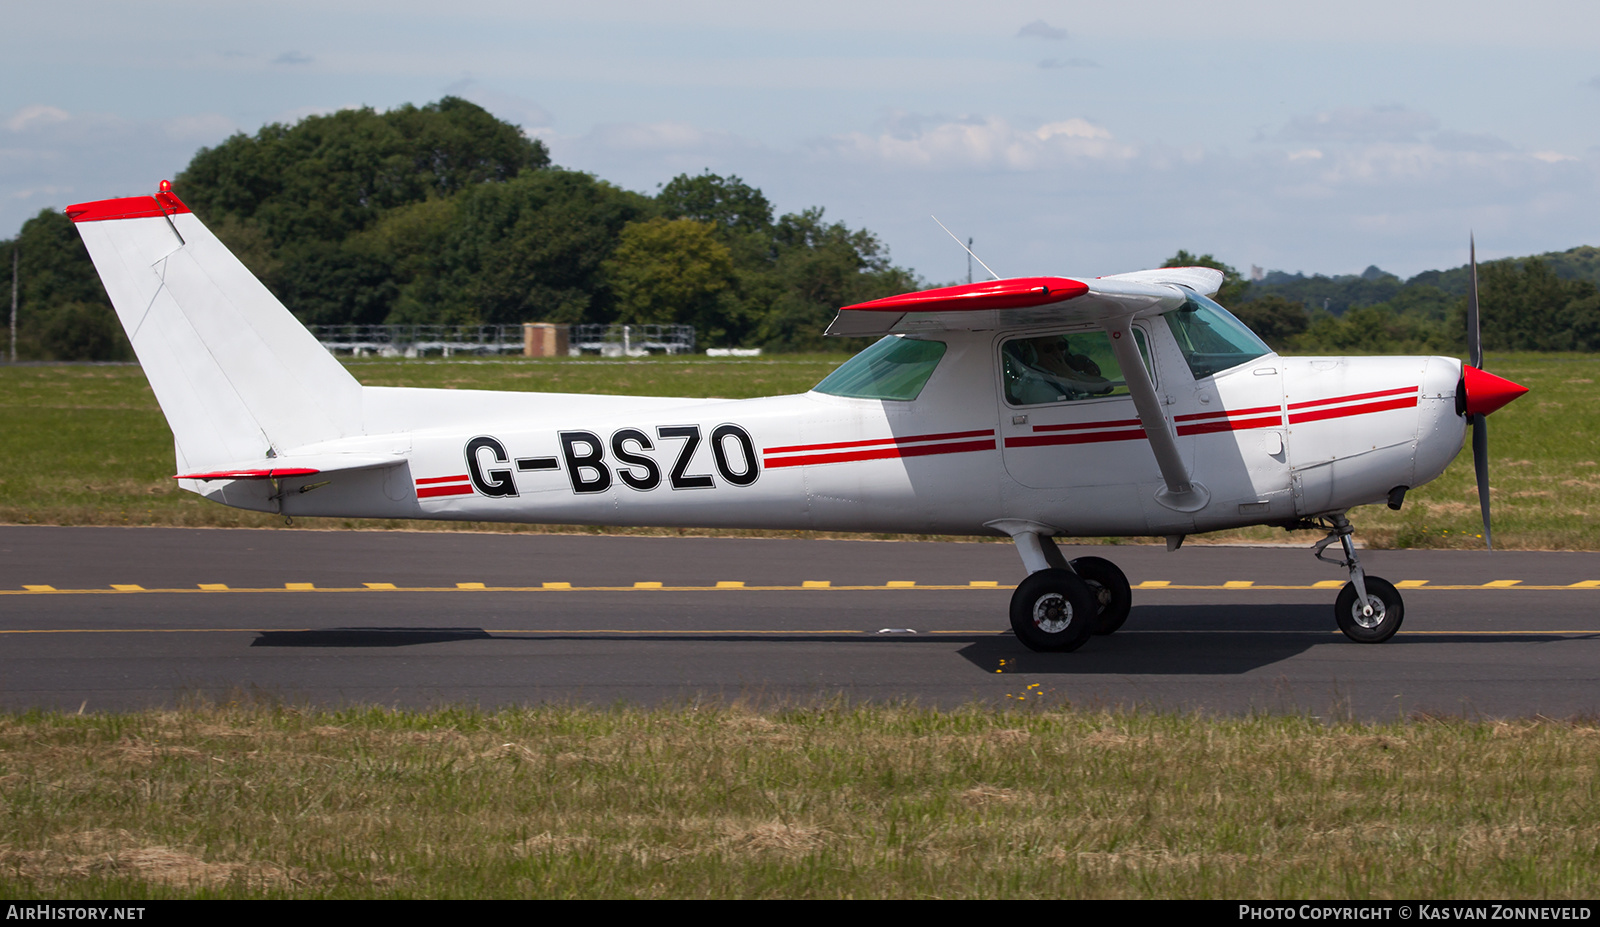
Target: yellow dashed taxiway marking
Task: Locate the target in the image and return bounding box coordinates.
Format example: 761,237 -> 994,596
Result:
4,580 -> 1600,596
2,627 -> 1598,639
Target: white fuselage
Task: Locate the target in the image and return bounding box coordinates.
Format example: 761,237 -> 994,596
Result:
191,326 -> 1468,539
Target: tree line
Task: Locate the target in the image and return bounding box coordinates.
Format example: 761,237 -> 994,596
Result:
0,97 -> 915,360
1214,248 -> 1600,353
3,96 -> 1599,360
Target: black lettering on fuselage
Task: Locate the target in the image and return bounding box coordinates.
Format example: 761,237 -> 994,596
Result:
559,431 -> 612,493
656,425 -> 715,490
466,435 -> 519,498
610,428 -> 661,491
710,423 -> 759,486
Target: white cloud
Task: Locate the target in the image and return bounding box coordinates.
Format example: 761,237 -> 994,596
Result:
1038,58 -> 1099,69
1279,105 -> 1438,144
6,105 -> 71,133
813,114 -> 1133,170
1016,20 -> 1068,40
0,105 -> 237,233
1531,150 -> 1578,163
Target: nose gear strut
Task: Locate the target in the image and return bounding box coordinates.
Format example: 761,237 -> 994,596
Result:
1301,513 -> 1406,643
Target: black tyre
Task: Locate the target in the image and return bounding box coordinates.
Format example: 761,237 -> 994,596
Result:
1334,576 -> 1404,643
1070,556 -> 1132,635
1009,568 -> 1098,652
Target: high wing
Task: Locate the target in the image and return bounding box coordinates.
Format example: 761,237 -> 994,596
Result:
827,264 -> 1226,512
824,266 -> 1225,337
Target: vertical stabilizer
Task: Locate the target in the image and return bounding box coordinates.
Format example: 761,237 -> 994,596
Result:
69,183 -> 363,472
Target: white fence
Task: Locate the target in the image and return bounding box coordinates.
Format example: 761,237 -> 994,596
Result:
310,323 -> 697,357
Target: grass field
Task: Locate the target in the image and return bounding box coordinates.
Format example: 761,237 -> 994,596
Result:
0,353 -> 1595,549
2,701 -> 1598,899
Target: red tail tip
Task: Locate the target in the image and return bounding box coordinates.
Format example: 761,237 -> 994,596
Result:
1462,366 -> 1528,417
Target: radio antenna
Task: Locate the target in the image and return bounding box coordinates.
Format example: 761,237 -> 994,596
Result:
932,216 -> 1000,280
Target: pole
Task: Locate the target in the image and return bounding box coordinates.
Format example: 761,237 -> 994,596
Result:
967,238 -> 973,285
10,246 -> 17,364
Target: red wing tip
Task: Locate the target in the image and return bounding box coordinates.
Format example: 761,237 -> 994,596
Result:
66,182 -> 191,223
174,467 -> 321,481
843,276 -> 1090,313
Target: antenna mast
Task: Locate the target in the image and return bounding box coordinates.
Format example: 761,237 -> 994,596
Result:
931,216 -> 999,280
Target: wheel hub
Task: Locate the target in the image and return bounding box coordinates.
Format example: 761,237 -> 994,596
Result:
1032,593 -> 1074,633
1351,599 -> 1386,629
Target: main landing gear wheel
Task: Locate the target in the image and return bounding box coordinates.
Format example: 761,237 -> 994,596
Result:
1069,556 -> 1132,635
1010,568 -> 1097,652
1335,576 -> 1404,643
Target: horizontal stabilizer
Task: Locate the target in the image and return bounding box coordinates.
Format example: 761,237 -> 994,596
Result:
175,454 -> 405,482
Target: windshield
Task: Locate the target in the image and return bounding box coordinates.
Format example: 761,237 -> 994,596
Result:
813,335 -> 947,401
1165,290 -> 1271,379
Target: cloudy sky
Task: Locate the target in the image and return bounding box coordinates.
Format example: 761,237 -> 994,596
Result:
5,1 -> 1599,283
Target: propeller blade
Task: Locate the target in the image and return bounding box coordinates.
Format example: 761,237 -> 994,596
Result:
1467,234 -> 1483,370
1471,412 -> 1492,550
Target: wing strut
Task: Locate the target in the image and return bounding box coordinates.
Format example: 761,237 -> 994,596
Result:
1105,317 -> 1209,512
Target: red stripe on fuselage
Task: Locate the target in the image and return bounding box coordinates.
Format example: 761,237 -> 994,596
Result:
1287,386 -> 1416,411
417,484 -> 475,498
1005,429 -> 1146,449
1175,415 -> 1282,436
1288,395 -> 1418,425
764,438 -> 995,469
1031,418 -> 1143,433
415,474 -> 472,485
763,429 -> 994,455
1173,404 -> 1282,422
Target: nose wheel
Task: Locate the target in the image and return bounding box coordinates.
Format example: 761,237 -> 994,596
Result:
1335,576 -> 1404,643
1311,514 -> 1405,643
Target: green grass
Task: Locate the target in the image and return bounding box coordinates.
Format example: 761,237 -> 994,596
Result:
0,353 -> 1593,549
2,702 -> 1598,898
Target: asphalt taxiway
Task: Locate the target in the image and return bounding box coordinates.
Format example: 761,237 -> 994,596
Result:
2,526 -> 1597,719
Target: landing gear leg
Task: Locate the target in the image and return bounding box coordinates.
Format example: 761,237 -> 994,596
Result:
1312,514 -> 1404,643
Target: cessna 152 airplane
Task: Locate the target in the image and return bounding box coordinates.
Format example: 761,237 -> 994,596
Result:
68,181 -> 1528,652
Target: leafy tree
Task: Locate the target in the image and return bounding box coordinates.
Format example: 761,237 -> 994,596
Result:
657,172 -> 773,234
424,169 -> 653,326
1478,258 -> 1600,351
1,209 -> 127,360
605,218 -> 738,343
1228,294 -> 1309,350
176,97 -> 548,326
755,208 -> 919,352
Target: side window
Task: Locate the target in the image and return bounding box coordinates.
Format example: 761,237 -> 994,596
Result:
813,335 -> 947,401
1002,329 -> 1150,406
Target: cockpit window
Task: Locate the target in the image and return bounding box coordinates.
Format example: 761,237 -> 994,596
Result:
813,335 -> 947,401
1165,289 -> 1271,379
1001,329 -> 1149,406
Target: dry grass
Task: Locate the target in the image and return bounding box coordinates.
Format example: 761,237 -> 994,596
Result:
2,702 -> 1599,898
